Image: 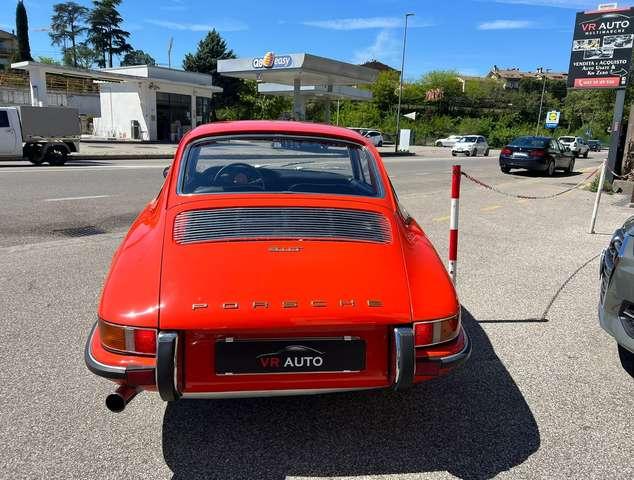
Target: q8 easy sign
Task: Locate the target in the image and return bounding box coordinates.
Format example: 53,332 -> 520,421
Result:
567,7 -> 634,89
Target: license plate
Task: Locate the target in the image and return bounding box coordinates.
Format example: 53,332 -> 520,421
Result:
215,338 -> 366,375
513,152 -> 528,158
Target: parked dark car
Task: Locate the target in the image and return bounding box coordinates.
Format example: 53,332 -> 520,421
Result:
499,136 -> 575,176
588,140 -> 602,152
599,217 -> 634,377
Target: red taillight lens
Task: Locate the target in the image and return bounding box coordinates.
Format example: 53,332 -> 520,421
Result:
529,149 -> 545,158
501,147 -> 512,156
99,319 -> 157,355
414,313 -> 460,347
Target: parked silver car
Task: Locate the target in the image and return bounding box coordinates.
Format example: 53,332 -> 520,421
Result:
599,217 -> 634,377
558,136 -> 590,158
435,135 -> 463,147
452,135 -> 490,157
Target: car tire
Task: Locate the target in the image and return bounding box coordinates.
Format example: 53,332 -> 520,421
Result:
47,147 -> 68,166
435,141 -> 443,147
485,149 -> 490,156
471,149 -> 477,157
583,150 -> 589,158
567,158 -> 575,173
501,166 -> 511,174
465,151 -> 470,157
546,161 -> 555,177
378,141 -> 383,147
451,152 -> 456,157
618,345 -> 634,378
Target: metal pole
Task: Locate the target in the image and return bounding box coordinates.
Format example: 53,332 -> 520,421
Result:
589,160 -> 607,234
449,165 -> 461,284
535,69 -> 547,136
336,99 -> 340,126
606,88 -> 626,184
395,13 -> 414,153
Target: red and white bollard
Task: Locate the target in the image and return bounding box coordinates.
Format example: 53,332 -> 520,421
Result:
448,165 -> 461,284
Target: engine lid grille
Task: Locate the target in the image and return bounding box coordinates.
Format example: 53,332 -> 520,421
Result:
173,207 -> 392,245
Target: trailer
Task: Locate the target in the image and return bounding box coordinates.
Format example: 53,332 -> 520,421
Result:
0,106 -> 80,165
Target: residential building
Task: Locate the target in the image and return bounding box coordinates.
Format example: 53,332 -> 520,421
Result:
487,65 -> 567,89
0,30 -> 18,70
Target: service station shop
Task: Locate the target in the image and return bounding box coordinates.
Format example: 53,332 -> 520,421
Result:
12,53 -> 376,141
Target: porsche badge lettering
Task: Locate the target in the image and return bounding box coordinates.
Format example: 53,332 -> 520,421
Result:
217,299 -> 383,310
268,247 -> 302,253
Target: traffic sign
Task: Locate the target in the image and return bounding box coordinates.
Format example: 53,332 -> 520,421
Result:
545,111 -> 560,129
567,7 -> 634,89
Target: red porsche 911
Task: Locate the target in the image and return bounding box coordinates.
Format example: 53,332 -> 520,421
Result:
85,121 -> 470,412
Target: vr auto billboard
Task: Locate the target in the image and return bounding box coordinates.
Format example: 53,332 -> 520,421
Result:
568,8 -> 634,89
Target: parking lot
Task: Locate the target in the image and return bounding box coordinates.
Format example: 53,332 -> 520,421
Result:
0,148 -> 632,479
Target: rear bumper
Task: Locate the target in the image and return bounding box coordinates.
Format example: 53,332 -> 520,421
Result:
499,155 -> 548,171
85,323 -> 471,400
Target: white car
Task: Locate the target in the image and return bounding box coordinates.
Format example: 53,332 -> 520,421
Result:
558,136 -> 589,158
364,130 -> 384,147
435,135 -> 463,147
451,135 -> 490,157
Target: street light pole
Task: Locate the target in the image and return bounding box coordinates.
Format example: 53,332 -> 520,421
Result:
395,13 -> 414,153
535,66 -> 550,136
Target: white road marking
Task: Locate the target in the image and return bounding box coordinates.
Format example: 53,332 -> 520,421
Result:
44,195 -> 111,202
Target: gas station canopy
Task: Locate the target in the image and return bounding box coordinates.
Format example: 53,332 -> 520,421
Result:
218,53 -> 378,120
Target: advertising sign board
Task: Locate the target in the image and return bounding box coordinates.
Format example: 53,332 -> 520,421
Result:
567,7 -> 634,89
545,111 -> 561,129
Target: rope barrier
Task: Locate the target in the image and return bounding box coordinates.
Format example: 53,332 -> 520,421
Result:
460,166 -> 600,200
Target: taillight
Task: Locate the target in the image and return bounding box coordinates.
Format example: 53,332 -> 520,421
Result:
414,313 -> 460,347
501,147 -> 512,156
99,319 -> 157,355
529,149 -> 545,158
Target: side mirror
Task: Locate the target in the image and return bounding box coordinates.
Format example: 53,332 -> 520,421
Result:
163,166 -> 170,178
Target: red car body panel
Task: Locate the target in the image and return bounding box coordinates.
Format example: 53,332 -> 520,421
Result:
86,121 -> 470,409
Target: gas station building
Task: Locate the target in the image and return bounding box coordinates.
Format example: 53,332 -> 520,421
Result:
218,53 -> 377,122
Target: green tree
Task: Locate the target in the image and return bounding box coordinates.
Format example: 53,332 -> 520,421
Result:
37,56 -> 60,65
50,2 -> 89,68
63,42 -> 99,69
15,0 -> 33,62
370,70 -> 399,113
183,29 -> 243,120
236,80 -> 291,120
88,0 -> 132,68
121,49 -> 156,66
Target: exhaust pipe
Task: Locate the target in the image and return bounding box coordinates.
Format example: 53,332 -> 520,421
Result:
105,384 -> 140,413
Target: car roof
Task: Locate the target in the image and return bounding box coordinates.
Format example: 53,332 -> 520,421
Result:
182,121 -> 370,146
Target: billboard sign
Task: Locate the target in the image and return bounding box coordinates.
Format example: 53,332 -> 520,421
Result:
545,111 -> 561,129
567,7 -> 634,89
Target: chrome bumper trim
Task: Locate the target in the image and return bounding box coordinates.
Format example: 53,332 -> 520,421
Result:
181,387 -> 375,399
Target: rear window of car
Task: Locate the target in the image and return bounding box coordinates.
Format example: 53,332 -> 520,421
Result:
179,135 -> 383,197
459,136 -> 478,143
559,137 -> 575,143
510,137 -> 548,148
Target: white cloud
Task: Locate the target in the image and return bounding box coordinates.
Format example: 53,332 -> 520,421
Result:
146,19 -> 248,32
478,20 -> 537,30
352,30 -> 400,65
303,16 -> 432,30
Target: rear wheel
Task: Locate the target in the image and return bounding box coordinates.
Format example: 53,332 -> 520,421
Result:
471,149 -> 477,157
567,158 -> 575,173
46,146 -> 68,166
435,141 -> 443,147
464,150 -> 471,157
451,152 -> 457,157
546,161 -> 555,177
501,166 -> 511,174
485,149 -> 490,156
378,141 -> 383,147
583,150 -> 589,158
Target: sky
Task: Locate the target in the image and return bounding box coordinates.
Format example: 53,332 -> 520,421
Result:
0,0 -> 611,78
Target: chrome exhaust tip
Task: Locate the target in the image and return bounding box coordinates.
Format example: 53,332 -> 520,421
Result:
105,385 -> 140,413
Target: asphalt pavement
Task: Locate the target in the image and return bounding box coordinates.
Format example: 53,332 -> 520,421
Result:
0,148 -> 632,479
